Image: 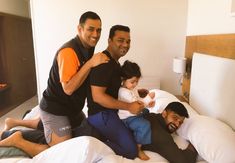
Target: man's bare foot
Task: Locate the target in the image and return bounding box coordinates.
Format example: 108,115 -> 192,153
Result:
138,150 -> 150,160
0,131 -> 22,147
4,118 -> 17,131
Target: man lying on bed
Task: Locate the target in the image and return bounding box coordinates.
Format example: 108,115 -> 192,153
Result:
142,102 -> 198,163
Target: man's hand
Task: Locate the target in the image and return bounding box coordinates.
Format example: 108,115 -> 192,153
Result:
128,101 -> 145,114
90,52 -> 109,67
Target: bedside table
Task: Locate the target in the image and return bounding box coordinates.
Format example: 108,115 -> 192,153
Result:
175,95 -> 189,103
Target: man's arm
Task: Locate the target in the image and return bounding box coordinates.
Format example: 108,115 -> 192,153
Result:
61,52 -> 109,95
152,141 -> 198,163
91,85 -> 144,114
186,142 -> 198,153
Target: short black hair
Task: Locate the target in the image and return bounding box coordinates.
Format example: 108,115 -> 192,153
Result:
121,60 -> 141,80
165,102 -> 189,118
79,11 -> 101,25
109,25 -> 130,39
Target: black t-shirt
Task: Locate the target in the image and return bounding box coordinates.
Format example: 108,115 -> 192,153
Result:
87,50 -> 121,115
142,113 -> 198,163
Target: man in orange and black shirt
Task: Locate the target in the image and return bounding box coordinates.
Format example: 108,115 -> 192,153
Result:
0,11 -> 109,157
38,11 -> 110,153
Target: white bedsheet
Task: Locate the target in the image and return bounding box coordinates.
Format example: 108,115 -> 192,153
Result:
0,90 -> 208,163
12,136 -> 206,163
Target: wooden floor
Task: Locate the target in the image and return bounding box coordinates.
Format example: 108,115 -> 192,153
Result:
0,85 -> 37,117
0,104 -> 19,118
0,85 -> 11,116
0,96 -> 38,131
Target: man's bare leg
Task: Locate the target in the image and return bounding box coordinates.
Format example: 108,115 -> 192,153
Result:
0,131 -> 49,157
4,117 -> 40,131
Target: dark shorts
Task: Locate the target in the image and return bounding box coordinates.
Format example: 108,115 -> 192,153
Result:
1,129 -> 47,144
40,109 -> 72,144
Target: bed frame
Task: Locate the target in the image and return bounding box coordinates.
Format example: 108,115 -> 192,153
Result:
182,33 -> 235,130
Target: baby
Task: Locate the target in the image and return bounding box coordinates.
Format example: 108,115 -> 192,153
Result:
118,60 -> 155,160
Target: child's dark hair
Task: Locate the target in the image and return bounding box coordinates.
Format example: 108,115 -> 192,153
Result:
165,102 -> 189,118
121,60 -> 141,80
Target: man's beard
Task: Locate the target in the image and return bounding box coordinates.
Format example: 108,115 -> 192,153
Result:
166,122 -> 177,133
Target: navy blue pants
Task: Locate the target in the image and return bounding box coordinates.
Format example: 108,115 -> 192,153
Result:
87,110 -> 138,159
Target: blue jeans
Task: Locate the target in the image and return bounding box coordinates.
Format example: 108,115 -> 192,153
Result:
88,110 -> 138,159
122,114 -> 151,145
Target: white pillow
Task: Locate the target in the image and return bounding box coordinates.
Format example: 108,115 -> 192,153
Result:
23,105 -> 40,120
150,89 -> 179,99
148,89 -> 179,113
177,115 -> 235,163
32,136 -> 114,163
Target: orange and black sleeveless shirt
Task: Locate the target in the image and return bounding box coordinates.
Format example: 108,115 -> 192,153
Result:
40,35 -> 94,116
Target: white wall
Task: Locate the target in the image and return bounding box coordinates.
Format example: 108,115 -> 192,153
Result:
187,0 -> 235,35
30,0 -> 188,99
0,0 -> 30,18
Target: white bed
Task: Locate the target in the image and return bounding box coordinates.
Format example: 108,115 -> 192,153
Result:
1,53 -> 235,163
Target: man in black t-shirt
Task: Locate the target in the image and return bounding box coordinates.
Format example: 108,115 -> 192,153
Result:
86,25 -> 144,159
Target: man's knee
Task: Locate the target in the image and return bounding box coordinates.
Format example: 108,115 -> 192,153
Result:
49,132 -> 71,146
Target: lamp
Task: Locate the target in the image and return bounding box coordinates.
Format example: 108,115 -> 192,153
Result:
173,57 -> 187,85
173,57 -> 186,74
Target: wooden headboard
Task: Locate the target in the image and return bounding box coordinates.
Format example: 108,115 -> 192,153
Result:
182,33 -> 235,100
